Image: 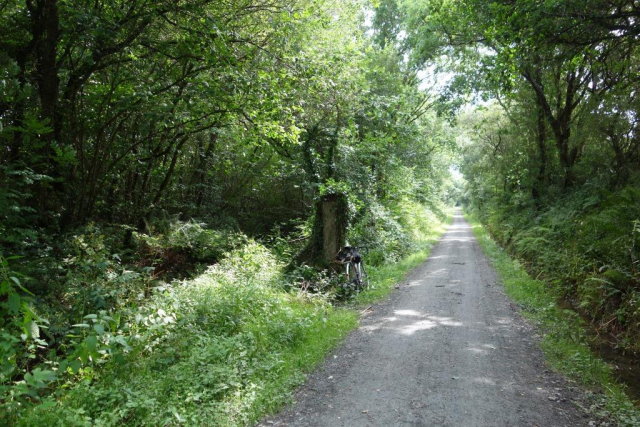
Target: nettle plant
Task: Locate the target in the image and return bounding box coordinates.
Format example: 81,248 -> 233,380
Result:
0,234 -> 139,416
0,255 -> 51,412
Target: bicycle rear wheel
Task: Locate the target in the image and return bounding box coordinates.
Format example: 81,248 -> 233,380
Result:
347,261 -> 362,290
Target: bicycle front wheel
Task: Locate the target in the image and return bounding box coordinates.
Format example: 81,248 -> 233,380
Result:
359,261 -> 369,288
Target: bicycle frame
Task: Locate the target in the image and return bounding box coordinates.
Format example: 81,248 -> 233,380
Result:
336,246 -> 368,290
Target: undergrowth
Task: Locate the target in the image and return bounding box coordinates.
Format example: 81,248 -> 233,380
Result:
8,202 -> 452,426
17,243 -> 358,426
467,214 -> 640,427
470,184 -> 640,350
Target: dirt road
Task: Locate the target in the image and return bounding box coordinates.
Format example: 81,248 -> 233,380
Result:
261,211 -> 593,426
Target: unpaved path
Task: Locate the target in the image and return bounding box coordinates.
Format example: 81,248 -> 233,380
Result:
261,211 -> 593,426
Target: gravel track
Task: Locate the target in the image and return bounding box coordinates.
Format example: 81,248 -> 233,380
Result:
260,211 -> 594,427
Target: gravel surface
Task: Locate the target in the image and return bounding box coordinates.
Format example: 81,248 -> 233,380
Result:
260,210 -> 594,427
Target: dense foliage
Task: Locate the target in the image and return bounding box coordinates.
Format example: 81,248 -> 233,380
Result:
0,0 -> 456,423
8,0 -> 639,422
396,0 -> 640,349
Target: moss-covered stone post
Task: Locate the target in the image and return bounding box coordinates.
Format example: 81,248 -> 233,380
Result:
298,191 -> 348,267
320,193 -> 347,265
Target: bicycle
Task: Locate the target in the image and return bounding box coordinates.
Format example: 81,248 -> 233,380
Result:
335,246 -> 369,291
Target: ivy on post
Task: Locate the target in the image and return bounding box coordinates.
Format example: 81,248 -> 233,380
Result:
320,192 -> 348,266
298,180 -> 350,268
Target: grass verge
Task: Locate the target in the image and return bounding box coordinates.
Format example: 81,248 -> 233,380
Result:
466,214 -> 640,427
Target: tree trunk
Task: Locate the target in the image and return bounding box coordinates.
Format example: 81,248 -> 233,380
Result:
194,131 -> 218,210
523,67 -> 584,188
607,128 -> 630,186
37,0 -> 61,144
152,136 -> 189,206
532,105 -> 548,203
554,121 -> 574,188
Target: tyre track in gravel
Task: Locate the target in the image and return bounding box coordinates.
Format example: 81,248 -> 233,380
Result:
260,210 -> 594,427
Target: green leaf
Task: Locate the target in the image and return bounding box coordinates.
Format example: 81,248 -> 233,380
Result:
7,293 -> 21,314
78,348 -> 88,364
38,398 -> 57,410
85,335 -> 98,351
32,368 -> 57,384
69,360 -> 82,374
72,323 -> 91,328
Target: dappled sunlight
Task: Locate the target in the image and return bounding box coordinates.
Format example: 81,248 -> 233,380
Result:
441,237 -> 474,242
360,309 -> 465,335
464,341 -> 498,356
438,215 -> 474,243
397,319 -> 438,335
427,315 -> 463,327
393,314 -> 463,335
394,309 -> 422,316
466,347 -> 490,355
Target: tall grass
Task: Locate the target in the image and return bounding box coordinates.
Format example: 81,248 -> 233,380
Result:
19,243 -> 358,426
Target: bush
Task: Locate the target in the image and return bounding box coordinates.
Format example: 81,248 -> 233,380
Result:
0,220 -> 253,424
0,255 -> 52,420
16,241 -> 354,426
350,199 -> 446,266
2,199 -> 449,425
468,184 -> 640,348
134,220 -> 248,278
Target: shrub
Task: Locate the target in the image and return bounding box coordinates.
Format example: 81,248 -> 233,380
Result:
0,255 -> 53,420
350,198 -> 446,266
17,241 -> 351,426
134,220 -> 247,278
469,183 -> 640,348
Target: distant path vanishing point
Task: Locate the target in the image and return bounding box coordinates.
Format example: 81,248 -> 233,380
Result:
261,209 -> 593,427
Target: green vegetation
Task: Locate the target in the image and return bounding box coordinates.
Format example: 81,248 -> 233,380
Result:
397,0 -> 640,419
2,0 -> 640,424
397,0 -> 640,358
404,0 -> 640,350
353,202 -> 453,306
462,184 -> 640,351
1,1 -> 458,420
17,242 -> 356,426
8,203 -> 450,426
468,215 -> 640,426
